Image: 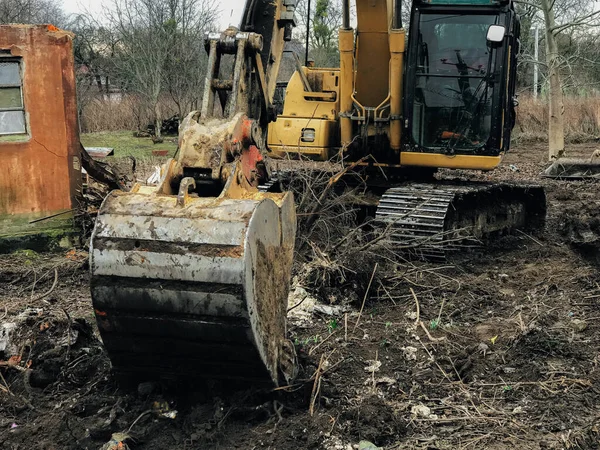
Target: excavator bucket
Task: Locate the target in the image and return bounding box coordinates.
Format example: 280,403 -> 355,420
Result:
543,158 -> 600,179
90,185 -> 297,385
89,109 -> 298,386
88,3 -> 302,386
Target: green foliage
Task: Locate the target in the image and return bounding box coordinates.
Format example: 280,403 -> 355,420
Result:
294,335 -> 322,347
296,0 -> 342,67
313,0 -> 332,47
327,318 -> 339,333
14,249 -> 39,265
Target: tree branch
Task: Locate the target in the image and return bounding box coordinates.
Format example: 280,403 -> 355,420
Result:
550,11 -> 600,34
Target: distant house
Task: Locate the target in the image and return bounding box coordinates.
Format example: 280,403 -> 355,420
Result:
0,25 -> 81,250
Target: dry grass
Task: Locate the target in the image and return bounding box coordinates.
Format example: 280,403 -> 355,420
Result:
515,95 -> 600,144
79,94 -> 600,145
79,95 -> 179,133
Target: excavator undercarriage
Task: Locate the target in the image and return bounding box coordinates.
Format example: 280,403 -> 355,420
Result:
261,168 -> 546,260
374,182 -> 545,259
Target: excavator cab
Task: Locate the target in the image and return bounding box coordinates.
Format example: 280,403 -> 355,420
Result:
267,0 -> 521,173
404,0 -> 520,165
266,0 -> 543,257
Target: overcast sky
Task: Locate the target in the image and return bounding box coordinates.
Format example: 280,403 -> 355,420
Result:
61,0 -> 244,29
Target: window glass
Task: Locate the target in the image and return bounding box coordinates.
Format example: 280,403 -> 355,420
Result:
0,60 -> 26,135
0,111 -> 26,134
412,14 -> 498,151
0,62 -> 21,85
0,87 -> 22,108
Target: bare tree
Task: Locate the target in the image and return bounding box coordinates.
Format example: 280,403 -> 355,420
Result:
539,0 -> 565,159
518,0 -> 600,159
0,0 -> 65,25
68,14 -> 119,123
104,0 -> 218,136
163,0 -> 219,118
105,0 -> 177,137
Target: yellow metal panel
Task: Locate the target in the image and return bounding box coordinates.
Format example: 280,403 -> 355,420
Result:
267,117 -> 337,161
269,146 -> 330,160
280,69 -> 339,120
400,152 -> 502,170
356,0 -> 393,32
339,28 -> 354,146
354,0 -> 393,107
388,29 -> 405,151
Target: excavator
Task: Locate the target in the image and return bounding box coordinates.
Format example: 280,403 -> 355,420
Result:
267,0 -> 545,257
90,0 -> 545,385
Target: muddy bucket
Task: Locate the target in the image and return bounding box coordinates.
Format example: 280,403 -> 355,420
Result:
90,182 -> 298,385
543,158 -> 600,179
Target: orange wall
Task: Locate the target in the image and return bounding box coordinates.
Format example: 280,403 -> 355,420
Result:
0,25 -> 81,217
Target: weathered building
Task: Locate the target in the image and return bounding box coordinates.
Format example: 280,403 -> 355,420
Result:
0,25 -> 81,249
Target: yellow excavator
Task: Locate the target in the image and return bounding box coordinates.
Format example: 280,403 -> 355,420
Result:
267,0 -> 545,257
90,0 -> 545,385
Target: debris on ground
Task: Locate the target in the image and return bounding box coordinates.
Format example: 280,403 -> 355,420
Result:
410,404 -> 438,420
1,143 -> 600,449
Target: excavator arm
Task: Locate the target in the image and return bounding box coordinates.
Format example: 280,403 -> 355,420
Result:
89,1 -> 300,386
241,0 -> 296,103
201,0 -> 296,126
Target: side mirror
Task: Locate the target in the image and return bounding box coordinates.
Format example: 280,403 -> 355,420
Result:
487,25 -> 506,44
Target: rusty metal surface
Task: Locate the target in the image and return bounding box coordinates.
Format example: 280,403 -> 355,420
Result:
0,25 -> 80,217
177,112 -> 243,175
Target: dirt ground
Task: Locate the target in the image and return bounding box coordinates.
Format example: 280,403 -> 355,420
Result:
2,143 -> 600,449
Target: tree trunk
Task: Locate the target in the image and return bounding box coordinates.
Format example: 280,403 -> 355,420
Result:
154,100 -> 162,138
540,0 -> 565,160
80,142 -> 130,191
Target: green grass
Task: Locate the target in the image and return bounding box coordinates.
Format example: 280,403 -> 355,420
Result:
81,131 -> 178,159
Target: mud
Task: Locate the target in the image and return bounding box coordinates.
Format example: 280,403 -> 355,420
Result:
1,143 -> 600,449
